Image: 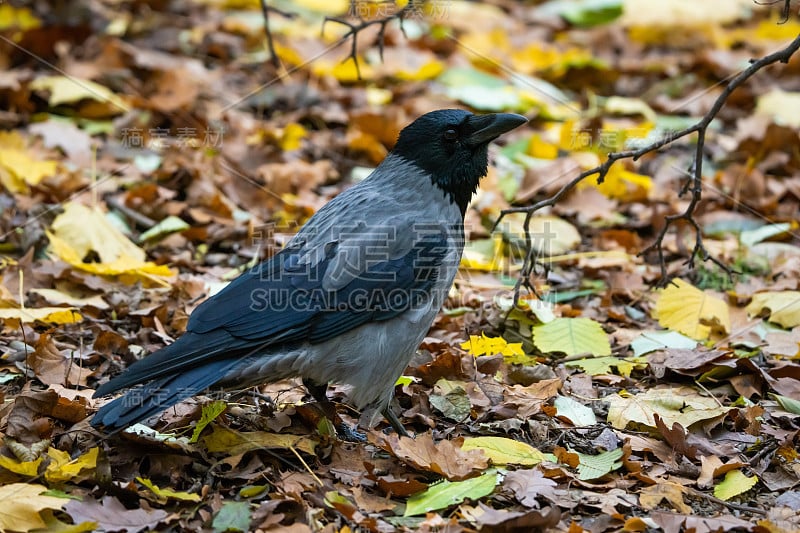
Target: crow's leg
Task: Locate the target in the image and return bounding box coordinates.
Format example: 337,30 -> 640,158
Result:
302,378 -> 366,443
302,378 -> 330,405
382,404 -> 410,438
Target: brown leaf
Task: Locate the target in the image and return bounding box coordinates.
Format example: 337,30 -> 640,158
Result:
375,433 -> 488,481
639,482 -> 692,514
462,502 -> 562,532
6,387 -> 88,445
64,496 -> 168,533
654,414 -> 698,460
503,468 -> 557,508
365,462 -> 428,497
30,333 -> 88,387
6,390 -> 58,444
502,378 -> 562,419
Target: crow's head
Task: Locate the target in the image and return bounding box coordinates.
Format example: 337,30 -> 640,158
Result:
392,109 -> 527,215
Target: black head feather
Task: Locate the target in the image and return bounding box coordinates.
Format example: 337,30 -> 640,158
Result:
391,109 -> 527,215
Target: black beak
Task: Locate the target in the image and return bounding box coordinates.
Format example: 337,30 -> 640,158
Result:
466,113 -> 528,147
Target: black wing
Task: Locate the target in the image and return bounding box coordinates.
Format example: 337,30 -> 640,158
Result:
94,226 -> 451,395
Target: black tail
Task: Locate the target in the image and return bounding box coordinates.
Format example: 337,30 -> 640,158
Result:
91,359 -> 238,430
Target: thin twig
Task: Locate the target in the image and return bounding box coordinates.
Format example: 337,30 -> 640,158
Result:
495,34 -> 800,293
686,487 -> 767,516
259,0 -> 296,69
322,2 -> 414,79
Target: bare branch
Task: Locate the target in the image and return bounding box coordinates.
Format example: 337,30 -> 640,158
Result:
322,2 -> 414,79
259,0 -> 297,69
496,33 -> 800,291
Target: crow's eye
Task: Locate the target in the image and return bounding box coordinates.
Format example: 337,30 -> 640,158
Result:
443,128 -> 458,141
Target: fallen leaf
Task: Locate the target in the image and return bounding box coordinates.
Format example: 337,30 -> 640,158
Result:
746,291 -> 800,328
639,482 -> 692,514
653,279 -> 731,340
202,424 -> 317,456
45,447 -> 98,483
461,436 -> 545,466
64,497 -> 168,533
137,477 -> 201,503
605,386 -> 731,430
503,468 -> 557,507
532,317 -> 612,356
404,469 -> 499,517
0,483 -> 67,532
714,469 -> 758,501
378,433 -> 488,481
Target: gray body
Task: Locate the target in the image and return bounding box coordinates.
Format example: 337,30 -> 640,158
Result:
92,109 -> 526,432
219,156 -> 463,418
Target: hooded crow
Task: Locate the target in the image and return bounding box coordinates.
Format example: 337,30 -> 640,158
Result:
92,109 -> 527,436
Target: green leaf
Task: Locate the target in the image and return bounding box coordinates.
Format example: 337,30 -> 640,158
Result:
630,330 -> 697,357
136,477 -> 201,502
139,215 -> 190,243
564,356 -> 613,375
532,317 -> 611,356
238,485 -> 269,499
714,470 -> 758,501
772,393 -> 800,415
560,0 -> 623,27
461,437 -> 544,466
438,67 -> 522,112
542,289 -> 598,304
554,395 -> 597,426
404,470 -> 499,517
429,379 -> 471,422
740,223 -> 792,248
212,501 -> 252,533
574,448 -> 623,480
395,375 -> 415,387
190,400 -> 227,443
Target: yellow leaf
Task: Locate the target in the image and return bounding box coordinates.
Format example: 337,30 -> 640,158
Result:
532,317 -> 611,356
753,18 -> 800,41
31,509 -> 97,533
0,455 -> 42,476
653,279 -> 730,340
52,203 -> 145,263
527,134 -> 559,159
746,291 -> 800,329
202,425 -> 317,456
395,59 -> 445,81
273,42 -> 305,67
45,447 -> 98,483
0,483 -> 66,532
0,307 -> 82,325
137,477 -> 201,503
714,470 -> 758,501
460,333 -> 525,362
292,0 -> 348,15
460,235 -> 506,272
29,76 -> 127,112
0,131 -> 58,193
0,4 -> 41,31
510,42 -> 596,77
581,164 -> 652,201
279,123 -> 307,151
48,203 -> 174,284
461,436 -> 544,466
313,59 -> 373,82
